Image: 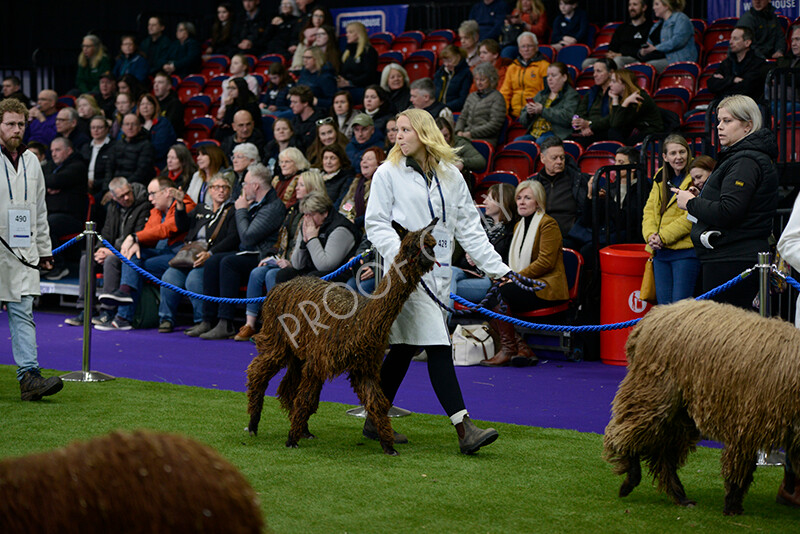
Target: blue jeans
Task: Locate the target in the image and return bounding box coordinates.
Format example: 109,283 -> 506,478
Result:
159,266 -> 205,323
450,267 -> 492,306
653,248 -> 700,305
346,275 -> 376,296
7,295 -> 39,379
246,264 -> 283,317
118,245 -> 181,321
514,131 -> 555,144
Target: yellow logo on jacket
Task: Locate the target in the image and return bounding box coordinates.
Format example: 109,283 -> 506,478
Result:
734,180 -> 744,187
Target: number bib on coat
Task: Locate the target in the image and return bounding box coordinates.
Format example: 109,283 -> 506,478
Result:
8,207 -> 31,248
432,225 -> 450,267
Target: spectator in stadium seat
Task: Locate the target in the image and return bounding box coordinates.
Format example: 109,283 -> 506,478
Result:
707,26 -> 769,103
380,64 -> 411,115
75,34 -> 113,95
55,107 -> 90,152
607,68 -> 663,145
637,0 -> 696,72
188,163 -> 285,339
434,45 -> 474,113
530,135 -> 588,237
264,0 -> 300,58
512,0 -> 548,43
337,22 -> 379,101
116,74 -> 144,104
456,62 -> 507,146
25,90 -> 58,146
152,72 -> 184,138
409,78 -> 454,124
499,31 -> 550,119
232,0 -> 269,55
264,117 -> 301,178
571,58 -> 615,146
773,26 -> 800,113
218,54 -> 261,122
738,0 -> 786,59
163,21 -> 202,78
92,73 -> 117,119
186,144 -> 234,208
291,8 -> 335,71
469,0 -> 509,41
81,115 -> 115,203
1,76 -> 30,108
518,61 -> 579,143
221,109 -> 266,163
229,142 -> 259,199
362,85 -> 394,134
296,46 -> 338,111
140,16 -> 176,77
550,0 -> 588,52
160,143 -> 197,192
104,113 -> 155,188
346,113 -> 384,171
459,20 -> 483,67
273,146 -> 309,207
218,78 -> 264,139
137,94 -> 176,169
305,116 -> 348,168
288,84 -> 326,150
206,2 -> 237,58
112,36 -> 148,82
583,0 -> 652,69
110,92 -> 133,141
75,94 -> 102,138
260,62 -> 294,118
471,39 -> 511,92
42,137 -> 88,280
437,117 -> 486,192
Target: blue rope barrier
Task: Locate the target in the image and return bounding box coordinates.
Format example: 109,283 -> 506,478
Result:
49,233 -> 760,333
51,234 -> 84,256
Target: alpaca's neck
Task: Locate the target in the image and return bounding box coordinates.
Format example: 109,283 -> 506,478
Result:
362,259 -> 428,332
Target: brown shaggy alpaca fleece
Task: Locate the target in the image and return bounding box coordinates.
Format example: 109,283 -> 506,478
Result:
246,219 -> 438,455
0,430 -> 264,533
603,299 -> 800,515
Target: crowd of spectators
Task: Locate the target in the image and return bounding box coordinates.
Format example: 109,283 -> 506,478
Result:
4,0 -> 793,338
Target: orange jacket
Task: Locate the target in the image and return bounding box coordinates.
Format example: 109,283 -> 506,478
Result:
136,196 -> 196,247
499,54 -> 550,118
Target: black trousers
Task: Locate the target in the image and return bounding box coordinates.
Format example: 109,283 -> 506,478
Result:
701,259 -> 760,311
202,251 -> 260,321
379,344 -> 465,418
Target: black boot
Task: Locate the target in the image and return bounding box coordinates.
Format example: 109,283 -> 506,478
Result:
456,416 -> 498,454
20,370 -> 63,401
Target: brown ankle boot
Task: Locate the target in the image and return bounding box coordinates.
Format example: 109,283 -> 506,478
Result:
511,332 -> 539,367
481,317 -> 516,366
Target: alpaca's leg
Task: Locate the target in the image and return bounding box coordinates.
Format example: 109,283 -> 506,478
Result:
651,409 -> 699,508
276,356 -> 303,413
351,371 -> 396,455
721,447 -> 757,516
618,454 -> 642,497
245,346 -> 289,437
286,373 -> 324,448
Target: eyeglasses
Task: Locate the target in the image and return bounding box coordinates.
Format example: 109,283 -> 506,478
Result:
316,117 -> 334,126
55,118 -> 71,122
209,184 -> 230,190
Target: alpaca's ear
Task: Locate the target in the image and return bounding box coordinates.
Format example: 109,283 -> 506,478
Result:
425,217 -> 439,233
392,220 -> 408,238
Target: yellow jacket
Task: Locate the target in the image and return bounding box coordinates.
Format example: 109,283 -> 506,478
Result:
641,169 -> 694,253
499,56 -> 549,118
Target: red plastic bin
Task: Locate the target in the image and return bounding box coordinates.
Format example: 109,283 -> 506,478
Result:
598,244 -> 653,365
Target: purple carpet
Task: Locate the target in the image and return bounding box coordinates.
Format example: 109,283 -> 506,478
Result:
4,311 -> 629,435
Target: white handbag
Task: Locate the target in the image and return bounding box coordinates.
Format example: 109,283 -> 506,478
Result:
452,324 -> 495,366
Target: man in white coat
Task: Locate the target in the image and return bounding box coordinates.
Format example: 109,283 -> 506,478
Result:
365,109 -> 509,454
0,98 -> 63,401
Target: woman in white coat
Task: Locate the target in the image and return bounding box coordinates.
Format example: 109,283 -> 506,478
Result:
778,197 -> 800,327
365,108 -> 511,454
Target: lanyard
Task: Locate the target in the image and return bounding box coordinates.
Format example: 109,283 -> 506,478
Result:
424,170 -> 446,224
3,154 -> 28,202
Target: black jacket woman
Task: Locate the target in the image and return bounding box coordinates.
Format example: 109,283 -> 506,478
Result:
675,95 -> 779,309
159,175 -> 239,330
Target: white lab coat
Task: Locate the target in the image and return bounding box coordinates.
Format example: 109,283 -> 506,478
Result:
777,193 -> 800,327
0,149 -> 51,302
366,156 -> 510,345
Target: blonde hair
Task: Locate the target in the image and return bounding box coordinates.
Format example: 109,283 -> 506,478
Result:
386,109 -> 461,173
517,0 -> 545,15
515,180 -> 546,212
77,94 -> 103,118
306,46 -> 326,71
717,94 -> 762,133
298,168 -> 327,196
279,147 -> 310,173
78,34 -> 107,69
342,22 -> 369,62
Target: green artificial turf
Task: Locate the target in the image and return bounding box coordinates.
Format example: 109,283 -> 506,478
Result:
1,364 -> 797,533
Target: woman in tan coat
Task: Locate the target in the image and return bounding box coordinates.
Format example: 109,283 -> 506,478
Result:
481,179 -> 568,367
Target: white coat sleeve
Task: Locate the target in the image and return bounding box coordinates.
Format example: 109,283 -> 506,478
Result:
365,165 -> 401,264
451,173 -> 509,279
33,157 -> 52,258
777,194 -> 800,328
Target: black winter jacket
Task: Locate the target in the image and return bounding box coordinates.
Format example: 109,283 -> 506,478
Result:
105,131 -> 155,187
175,202 -> 239,254
43,152 -> 88,220
688,128 -> 778,262
234,187 -> 287,257
101,182 -> 151,249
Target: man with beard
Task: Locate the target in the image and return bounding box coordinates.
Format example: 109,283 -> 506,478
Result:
0,98 -> 63,401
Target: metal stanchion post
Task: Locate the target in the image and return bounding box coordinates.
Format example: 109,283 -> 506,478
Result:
756,251 -> 783,466
346,251 -> 411,419
61,222 -> 115,382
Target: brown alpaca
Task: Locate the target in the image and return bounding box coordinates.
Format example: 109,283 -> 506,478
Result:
604,299 -> 800,515
246,218 -> 438,455
0,430 -> 264,533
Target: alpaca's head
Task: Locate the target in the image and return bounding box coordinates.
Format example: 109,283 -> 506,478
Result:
391,218 -> 438,275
